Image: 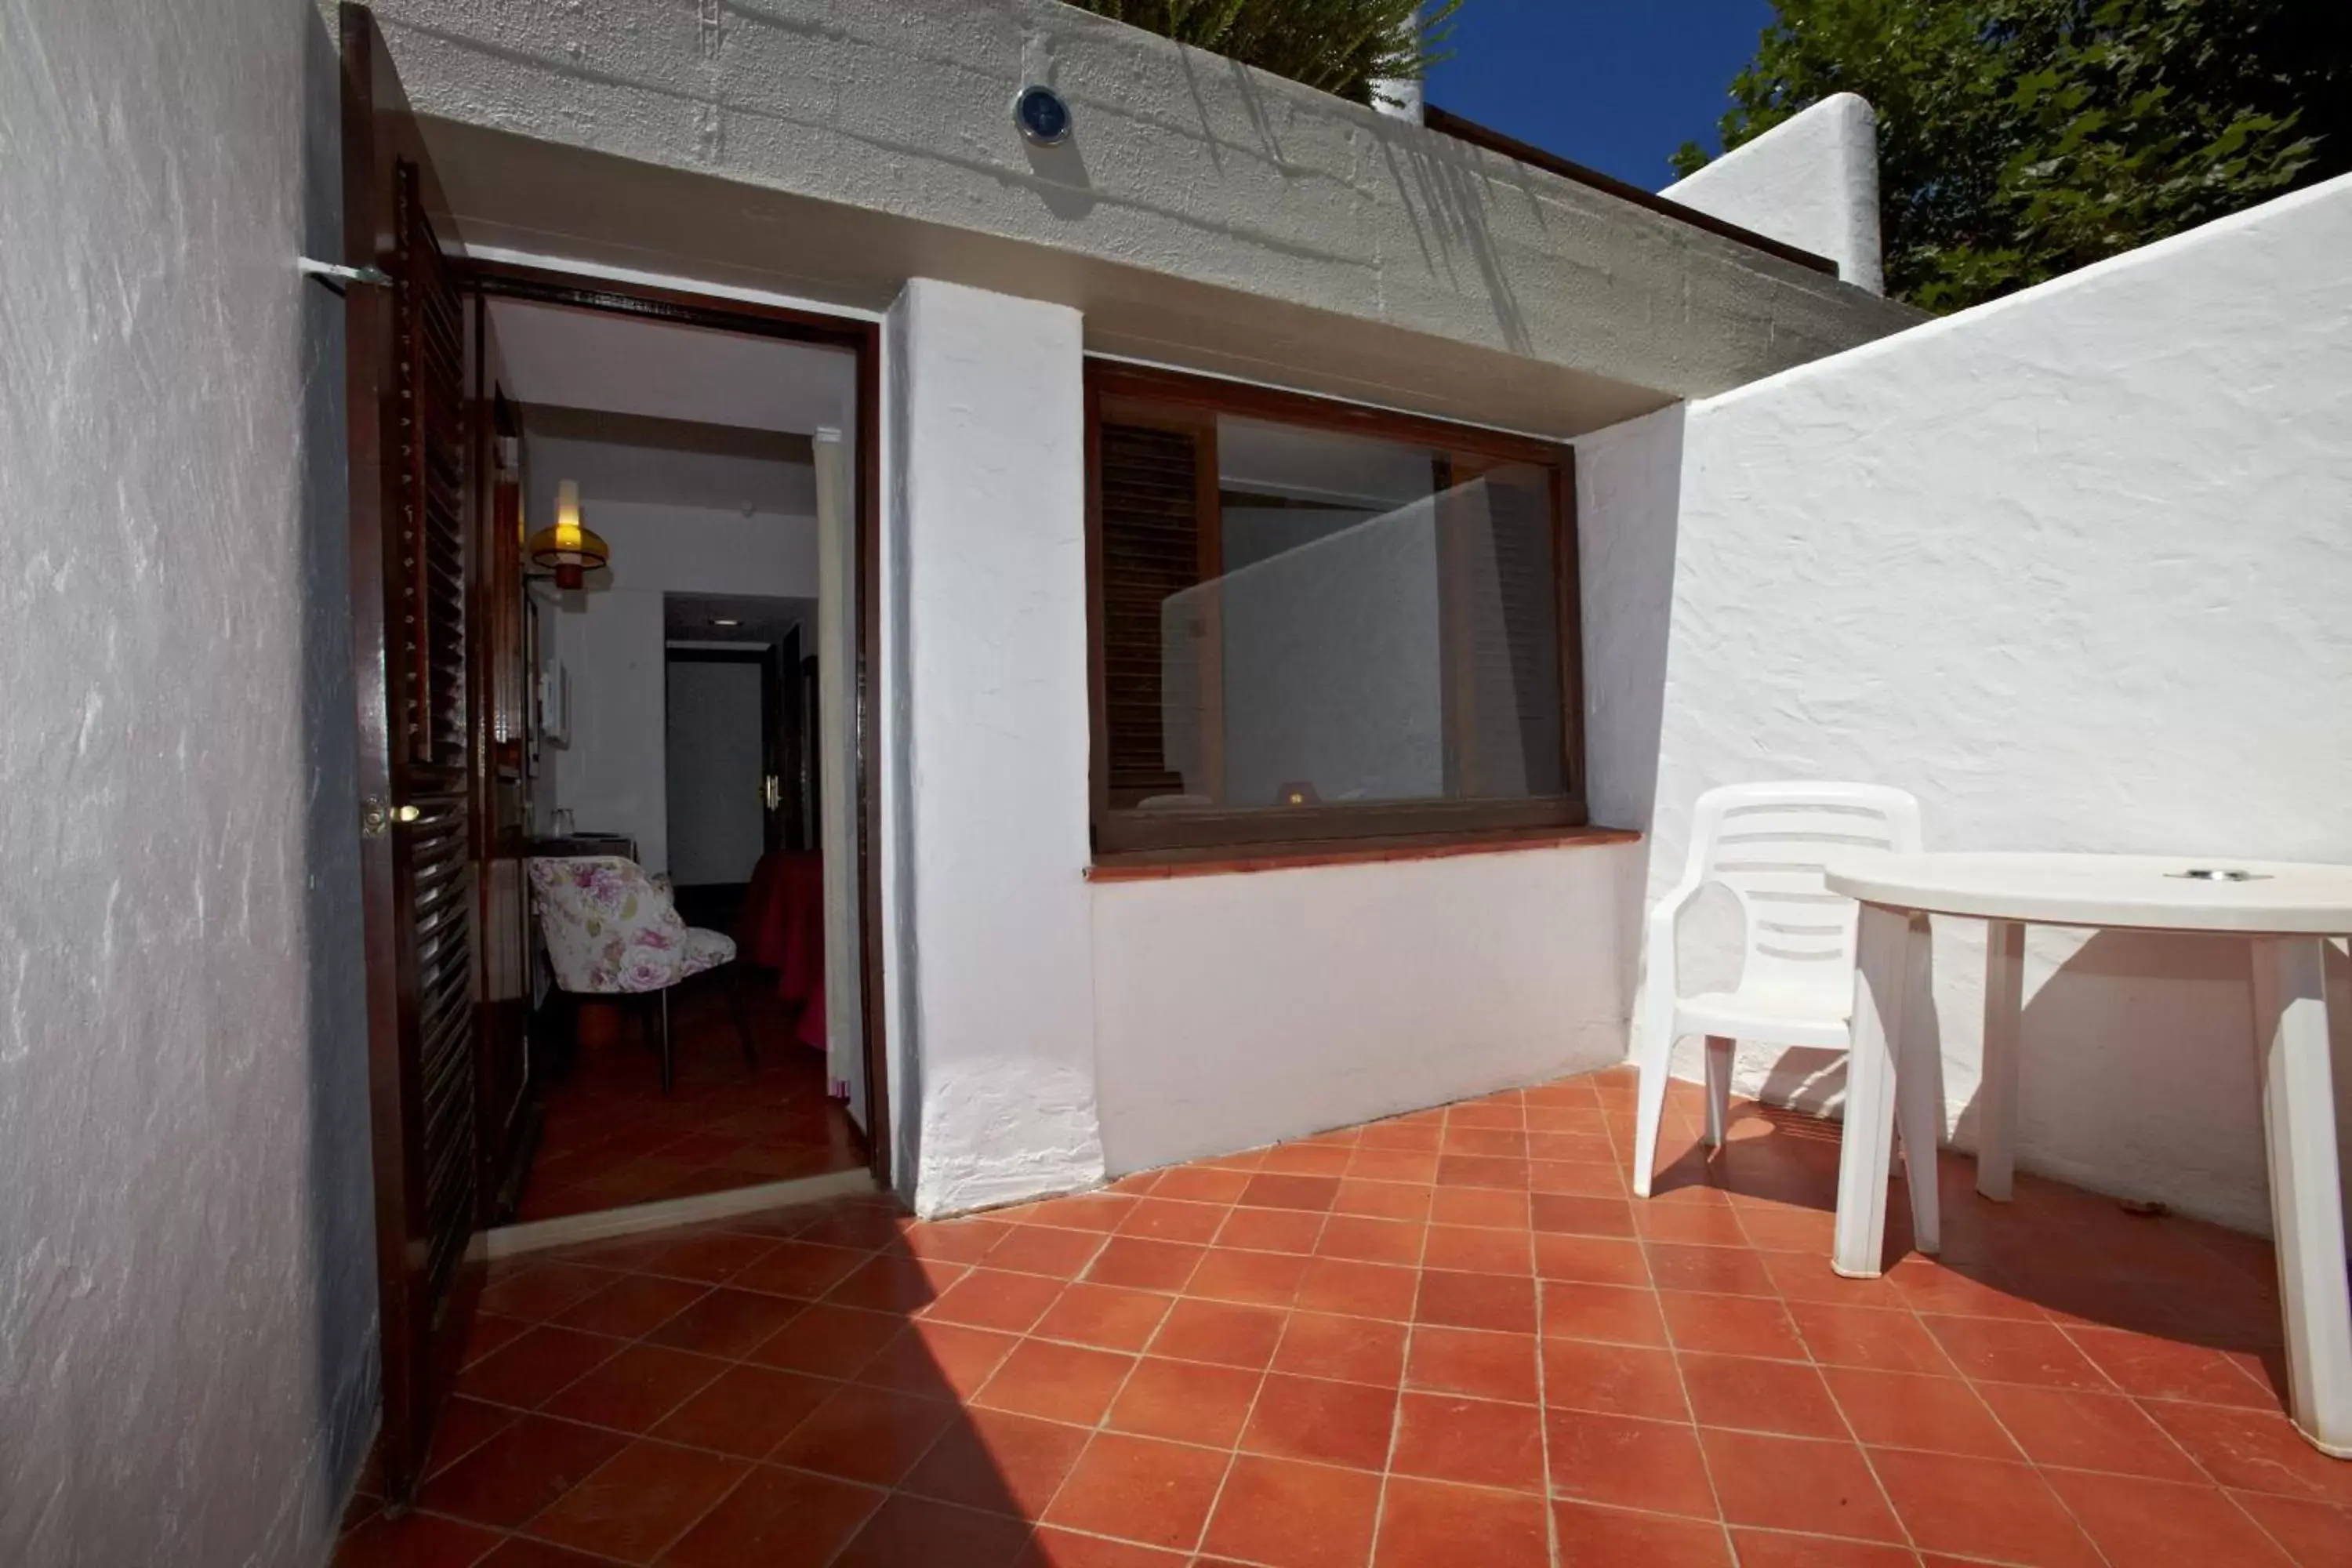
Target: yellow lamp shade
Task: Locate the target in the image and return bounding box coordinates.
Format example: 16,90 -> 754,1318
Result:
528,480 -> 610,589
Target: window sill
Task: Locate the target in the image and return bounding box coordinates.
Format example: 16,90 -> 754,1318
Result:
1086,825 -> 1642,883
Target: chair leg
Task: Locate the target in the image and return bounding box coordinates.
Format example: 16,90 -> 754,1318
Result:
725,965 -> 757,1073
1702,1036 -> 1735,1148
1631,989 -> 1679,1200
659,987 -> 673,1095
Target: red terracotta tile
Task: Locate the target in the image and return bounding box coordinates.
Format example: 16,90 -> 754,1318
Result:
1423,1224 -> 1535,1276
972,1338 -> 1136,1425
898,1216 -> 1018,1265
730,1240 -> 871,1300
456,1324 -> 628,1412
1922,1315 -> 2109,1391
1152,1165 -> 1252,1204
1734,1206 -> 1839,1254
1445,1126 -> 1531,1159
645,1287 -> 804,1359
419,1397 -> 518,1483
553,1274 -> 710,1338
1544,1408 -> 1719,1518
1660,1291 -> 1806,1359
1238,1173 -> 1342,1212
332,1512 -> 504,1568
1371,1475 -> 1548,1568
1528,1160 -> 1629,1197
1271,1310 -> 1407,1387
1348,1147 -> 1442,1184
1293,1257 -> 1419,1321
746,1303 -> 901,1377
1315,1214 -> 1425,1265
1024,1193 -> 1138,1232
522,1439 -> 748,1564
2141,1402 -> 2352,1504
635,1232 -> 779,1285
825,1254 -> 963,1314
1200,1453 -> 1381,1568
902,1405 -> 1092,1517
1185,1247 -> 1308,1308
1034,1281 -> 1174,1352
769,1384 -> 958,1486
1407,1326 -> 1540,1404
1534,1233 -> 1653,1287
481,1263 -> 621,1323
648,1363 -> 833,1457
789,1203 -> 906,1250
1149,1298 -> 1287,1370
1241,1372 -> 1397,1470
459,1312 -> 532,1369
1086,1237 -> 1207,1293
1105,1354 -> 1263,1446
1973,1382 -> 2204,1479
855,1319 -> 1019,1400
829,1493 -> 1032,1568
986,1223 -> 1111,1279
1044,1432 -> 1230,1550
1014,1530 -> 1191,1568
1645,1242 -> 1778,1298
1541,1281 -> 1670,1347
1215,1206 -> 1327,1254
1680,1352 -> 1846,1439
659,1464 -> 882,1568
1551,1501 -> 1732,1566
2066,1323 -> 2278,1407
1394,1391 -> 1546,1490
1636,1200 -> 1752,1247
2227,1491 -> 2352,1568
2042,1467 -> 2295,1567
1698,1428 -> 1902,1541
1867,1447 -> 2100,1565
1331,1178 -> 1436,1221
473,1538 -> 619,1567
1726,1532 -> 1917,1566
1884,1258 -> 2047,1320
1260,1142 -> 1354,1177
1820,1366 -> 2016,1457
1428,1185 -> 1531,1229
1541,1337 -> 1690,1421
539,1344 -> 728,1435
418,1414 -> 630,1529
1787,1302 -> 1954,1374
1116,1197 -> 1231,1244
1416,1270 -> 1537,1333
1765,1252 -> 1901,1306
1436,1153 -> 1532,1189
920,1267 -> 1068,1333
1450,1098 -> 1526,1129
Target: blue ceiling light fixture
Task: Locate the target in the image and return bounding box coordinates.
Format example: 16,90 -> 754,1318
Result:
1014,84 -> 1073,147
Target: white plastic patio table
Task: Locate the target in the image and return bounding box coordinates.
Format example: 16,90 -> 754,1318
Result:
1820,851 -> 2352,1459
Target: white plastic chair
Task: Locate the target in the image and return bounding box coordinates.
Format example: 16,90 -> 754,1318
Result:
1632,782 -> 1929,1198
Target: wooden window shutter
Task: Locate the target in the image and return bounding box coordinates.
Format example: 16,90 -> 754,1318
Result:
1098,421 -> 1203,808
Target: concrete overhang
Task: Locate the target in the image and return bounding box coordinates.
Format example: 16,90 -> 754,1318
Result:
358,0 -> 1923,440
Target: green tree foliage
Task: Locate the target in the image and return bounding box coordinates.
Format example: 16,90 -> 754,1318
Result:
1672,0 -> 2350,310
1065,0 -> 1463,105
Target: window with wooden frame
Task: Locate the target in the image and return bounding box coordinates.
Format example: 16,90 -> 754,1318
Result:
1086,363 -> 1585,859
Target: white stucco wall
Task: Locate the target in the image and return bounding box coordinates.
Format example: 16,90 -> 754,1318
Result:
1664,94 -> 1883,294
0,1 -> 376,1563
886,279 -> 1105,1217
1639,176 -> 2352,1232
1092,844 -> 1642,1172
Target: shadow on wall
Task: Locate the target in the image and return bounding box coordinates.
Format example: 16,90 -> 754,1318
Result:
1744,929 -> 2352,1237
299,1 -> 387,1532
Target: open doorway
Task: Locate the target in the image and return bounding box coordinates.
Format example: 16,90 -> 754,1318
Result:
484,289 -> 876,1229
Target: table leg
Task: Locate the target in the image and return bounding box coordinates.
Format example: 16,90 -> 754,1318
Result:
2249,935 -> 2352,1458
1977,920 -> 2025,1202
1835,904 -> 1910,1279
1895,915 -> 1942,1256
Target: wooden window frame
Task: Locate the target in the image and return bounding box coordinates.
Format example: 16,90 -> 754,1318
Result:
1085,361 -> 1588,859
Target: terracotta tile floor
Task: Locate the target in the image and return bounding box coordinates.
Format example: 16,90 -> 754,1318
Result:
518,982 -> 865,1223
339,1066 -> 2352,1566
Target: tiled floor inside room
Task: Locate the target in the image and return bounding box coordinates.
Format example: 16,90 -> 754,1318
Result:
338,1067 -> 2351,1567
517,980 -> 866,1224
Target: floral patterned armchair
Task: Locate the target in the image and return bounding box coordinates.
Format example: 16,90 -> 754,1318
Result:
527,856 -> 749,1091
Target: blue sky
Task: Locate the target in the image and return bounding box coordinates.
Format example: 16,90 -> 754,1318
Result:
1424,2 -> 1778,190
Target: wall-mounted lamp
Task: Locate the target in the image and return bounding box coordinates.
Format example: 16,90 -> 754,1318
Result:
526,480 -> 610,590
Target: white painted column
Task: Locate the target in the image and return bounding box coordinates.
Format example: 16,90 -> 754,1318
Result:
885,278 -> 1105,1218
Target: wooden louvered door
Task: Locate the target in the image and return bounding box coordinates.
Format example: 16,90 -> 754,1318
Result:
340,2 -> 483,1507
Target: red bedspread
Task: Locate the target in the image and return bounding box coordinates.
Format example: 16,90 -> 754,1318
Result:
739,848 -> 826,1052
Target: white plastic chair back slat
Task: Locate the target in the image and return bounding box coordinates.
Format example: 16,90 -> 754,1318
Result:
1630,781 -> 1926,1198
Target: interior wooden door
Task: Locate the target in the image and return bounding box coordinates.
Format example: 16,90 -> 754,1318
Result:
773,626 -> 803,852
340,1 -> 484,1505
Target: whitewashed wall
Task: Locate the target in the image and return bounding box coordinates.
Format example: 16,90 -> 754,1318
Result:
0,1 -> 375,1562
1664,93 -> 1883,294
885,280 -> 1105,1217
1092,844 -> 1642,1173
1636,176 -> 2352,1232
